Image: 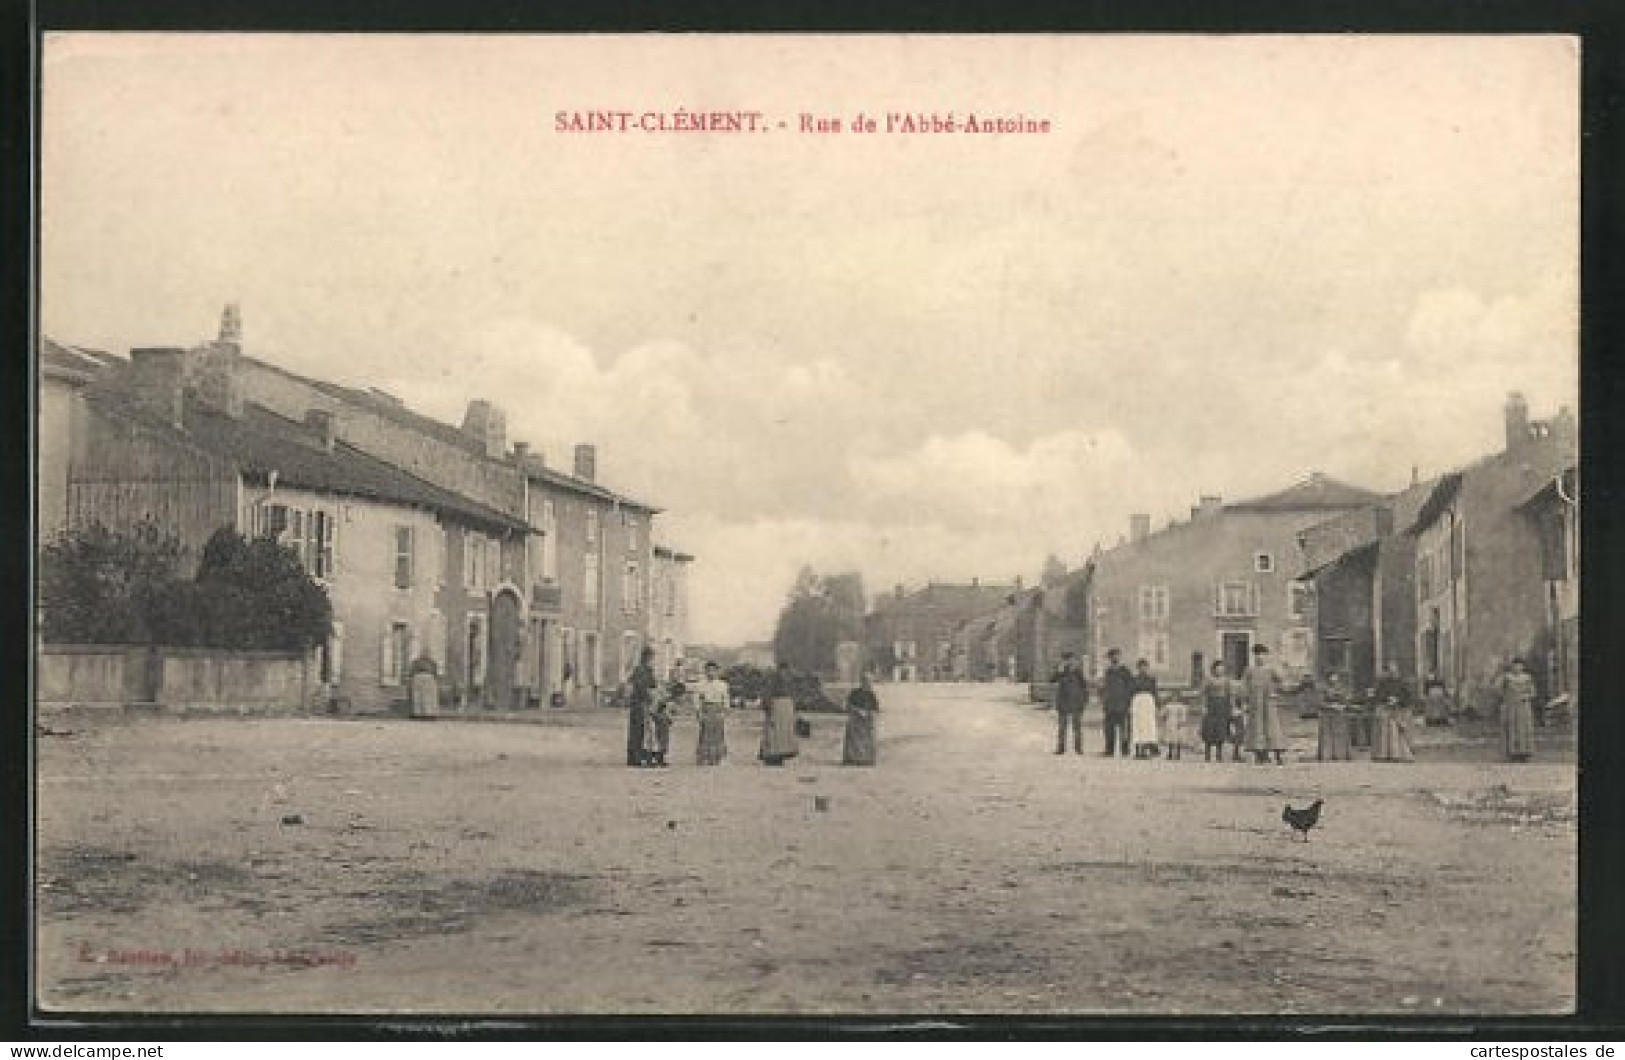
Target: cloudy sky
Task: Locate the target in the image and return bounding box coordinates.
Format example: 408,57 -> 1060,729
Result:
40,34 -> 1578,644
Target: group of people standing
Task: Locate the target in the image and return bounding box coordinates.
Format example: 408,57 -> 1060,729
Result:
1054,644 -> 1290,764
623,649 -> 881,769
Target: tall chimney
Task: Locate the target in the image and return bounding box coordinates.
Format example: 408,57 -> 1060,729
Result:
574,443 -> 597,483
1130,513 -> 1151,542
1505,391 -> 1530,451
128,348 -> 188,429
461,400 -> 508,460
305,409 -> 336,452
218,303 -> 242,348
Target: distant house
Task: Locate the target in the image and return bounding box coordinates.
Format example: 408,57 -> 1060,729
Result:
1085,475 -> 1381,687
1295,478 -> 1434,693
1406,393 -> 1576,713
864,580 -> 1016,682
649,544 -> 695,675
65,346 -> 530,715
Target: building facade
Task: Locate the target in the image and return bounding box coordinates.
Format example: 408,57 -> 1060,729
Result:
1407,394 -> 1576,713
1086,475 -> 1380,688
864,580 -> 1016,682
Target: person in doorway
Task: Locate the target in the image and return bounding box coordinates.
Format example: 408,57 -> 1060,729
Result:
1200,660 -> 1236,762
626,647 -> 658,768
1242,643 -> 1286,765
1423,675 -> 1452,727
1052,652 -> 1089,755
842,673 -> 881,766
759,661 -> 800,766
1499,657 -> 1538,762
1129,659 -> 1160,759
694,661 -> 730,766
1100,648 -> 1133,757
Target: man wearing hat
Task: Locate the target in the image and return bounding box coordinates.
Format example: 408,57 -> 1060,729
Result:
1100,647 -> 1134,757
1052,652 -> 1089,755
1242,642 -> 1286,765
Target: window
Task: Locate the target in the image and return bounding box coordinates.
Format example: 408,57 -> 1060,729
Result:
1288,582 -> 1315,620
311,510 -> 335,579
622,631 -> 640,678
1213,580 -> 1260,617
381,621 -> 411,686
393,526 -> 415,589
1254,551 -> 1275,574
1137,628 -> 1170,670
255,503 -> 335,580
1137,585 -> 1170,622
623,560 -> 640,614
1283,627 -> 1312,669
586,509 -> 599,547
584,552 -> 600,610
624,513 -> 640,554
1418,552 -> 1435,600
541,501 -> 558,580
464,534 -> 487,591
321,621 -> 345,684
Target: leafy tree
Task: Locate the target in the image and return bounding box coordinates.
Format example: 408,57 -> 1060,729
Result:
38,520 -> 183,645
771,566 -> 868,678
39,523 -> 331,652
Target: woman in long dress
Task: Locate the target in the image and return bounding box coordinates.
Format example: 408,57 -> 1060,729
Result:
626,647 -> 657,768
694,661 -> 730,766
1316,672 -> 1353,762
1243,644 -> 1286,765
1499,657 -> 1538,762
1128,659 -> 1160,759
1200,661 -> 1235,762
758,662 -> 800,766
1370,663 -> 1415,763
842,674 -> 881,766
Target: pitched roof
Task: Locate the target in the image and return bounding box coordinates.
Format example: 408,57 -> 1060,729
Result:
248,356 -> 661,513
1225,472 -> 1384,513
40,337 -> 108,384
85,386 -> 530,534
1406,472 -> 1466,534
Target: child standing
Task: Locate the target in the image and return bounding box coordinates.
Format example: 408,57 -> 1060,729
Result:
1161,694 -> 1189,761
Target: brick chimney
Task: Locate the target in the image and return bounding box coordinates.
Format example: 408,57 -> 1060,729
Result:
1505,391 -> 1530,451
573,443 -> 597,483
1130,513 -> 1151,542
128,347 -> 188,428
305,409 -> 337,452
461,400 -> 508,459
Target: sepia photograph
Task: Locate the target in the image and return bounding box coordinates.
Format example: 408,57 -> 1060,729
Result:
33,33 -> 1578,1017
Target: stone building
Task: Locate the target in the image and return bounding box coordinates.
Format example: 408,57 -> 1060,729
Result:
864,580 -> 1016,682
1085,475 -> 1381,688
1406,394 -> 1577,713
63,348 -> 529,715
649,544 -> 695,676
1294,478 -> 1434,693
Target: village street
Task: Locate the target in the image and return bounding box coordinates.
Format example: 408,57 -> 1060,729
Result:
37,685 -> 1575,1017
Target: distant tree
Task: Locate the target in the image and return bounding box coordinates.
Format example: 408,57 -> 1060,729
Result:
772,566 -> 853,676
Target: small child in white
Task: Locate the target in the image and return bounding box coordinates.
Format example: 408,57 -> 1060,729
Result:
1160,694 -> 1189,761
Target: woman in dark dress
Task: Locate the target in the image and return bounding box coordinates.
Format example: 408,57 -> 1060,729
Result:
842,673 -> 881,766
626,647 -> 658,768
1200,660 -> 1235,762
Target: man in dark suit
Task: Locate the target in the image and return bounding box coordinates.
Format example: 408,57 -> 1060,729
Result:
1053,652 -> 1089,755
1100,647 -> 1133,757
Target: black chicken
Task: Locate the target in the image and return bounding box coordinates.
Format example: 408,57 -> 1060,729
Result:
1282,798 -> 1324,842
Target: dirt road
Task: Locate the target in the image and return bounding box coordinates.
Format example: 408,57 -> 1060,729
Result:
36,683 -> 1575,1015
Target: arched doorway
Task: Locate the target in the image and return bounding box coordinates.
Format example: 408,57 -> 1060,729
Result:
487,587 -> 524,711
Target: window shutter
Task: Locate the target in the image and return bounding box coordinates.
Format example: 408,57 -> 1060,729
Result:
380,630 -> 394,685
1249,582 -> 1261,616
